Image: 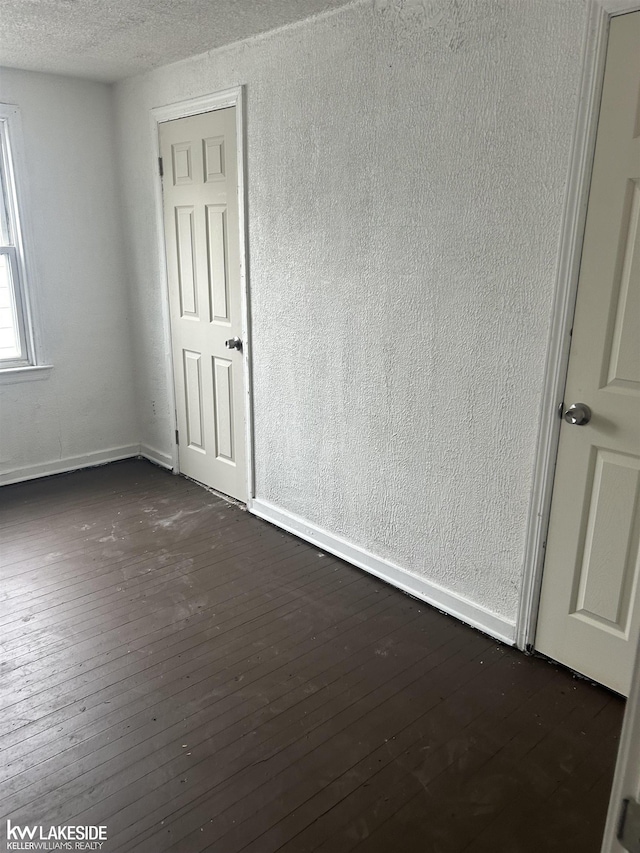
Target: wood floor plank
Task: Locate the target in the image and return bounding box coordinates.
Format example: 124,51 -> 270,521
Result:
0,529 -> 300,638
0,540 -> 320,716
1,584 -> 395,816
0,460 -> 624,853
0,538 -> 338,667
0,529 -> 333,675
158,638 -> 501,853
0,554 -> 366,750
95,626 -> 484,853
85,596 -> 436,849
0,569 -> 387,785
1,530 -> 300,642
0,460 -> 187,528
0,477 -> 213,550
265,655 -> 563,853
0,515 -> 283,619
0,492 -> 241,578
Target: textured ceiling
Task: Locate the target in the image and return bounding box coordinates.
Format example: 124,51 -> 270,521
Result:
0,0 -> 355,82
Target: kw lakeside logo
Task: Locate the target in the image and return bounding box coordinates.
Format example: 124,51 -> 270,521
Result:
4,821 -> 107,851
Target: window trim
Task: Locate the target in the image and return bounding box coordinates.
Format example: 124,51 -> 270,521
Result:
0,103 -> 39,370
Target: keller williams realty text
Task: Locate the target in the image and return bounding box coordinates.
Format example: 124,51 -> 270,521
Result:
5,821 -> 107,851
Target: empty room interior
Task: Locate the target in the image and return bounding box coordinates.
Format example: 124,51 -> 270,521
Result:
1,0 -> 639,851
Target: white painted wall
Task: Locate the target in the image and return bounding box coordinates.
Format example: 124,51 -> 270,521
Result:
114,0 -> 589,636
0,68 -> 139,483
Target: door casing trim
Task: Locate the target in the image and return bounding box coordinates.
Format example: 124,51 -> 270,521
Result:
150,87 -> 255,503
517,0 -> 640,650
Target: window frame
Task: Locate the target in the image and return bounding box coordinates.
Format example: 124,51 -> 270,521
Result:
0,103 -> 38,370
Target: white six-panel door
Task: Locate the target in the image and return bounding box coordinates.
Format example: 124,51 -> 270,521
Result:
159,108 -> 246,501
535,11 -> 640,696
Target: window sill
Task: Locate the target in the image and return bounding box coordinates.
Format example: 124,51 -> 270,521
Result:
0,364 -> 53,384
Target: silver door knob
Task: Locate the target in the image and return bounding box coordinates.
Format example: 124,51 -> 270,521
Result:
225,337 -> 243,352
563,403 -> 591,425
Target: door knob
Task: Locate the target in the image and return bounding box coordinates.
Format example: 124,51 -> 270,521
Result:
563,403 -> 591,426
225,337 -> 243,352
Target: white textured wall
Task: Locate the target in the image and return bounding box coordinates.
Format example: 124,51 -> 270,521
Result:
115,0 -> 588,626
0,69 -> 138,480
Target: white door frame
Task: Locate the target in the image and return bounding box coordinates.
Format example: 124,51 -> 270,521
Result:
516,0 -> 640,651
150,87 -> 255,503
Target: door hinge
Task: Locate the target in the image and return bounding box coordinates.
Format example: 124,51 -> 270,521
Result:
175,429 -> 179,446
618,798 -> 640,852
158,157 -> 164,178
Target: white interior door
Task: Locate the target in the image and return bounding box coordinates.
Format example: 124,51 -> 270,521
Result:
160,108 -> 247,501
535,11 -> 640,696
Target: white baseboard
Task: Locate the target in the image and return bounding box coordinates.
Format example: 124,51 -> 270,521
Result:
249,498 -> 516,646
139,444 -> 174,471
0,445 -> 142,487
0,442 -> 176,486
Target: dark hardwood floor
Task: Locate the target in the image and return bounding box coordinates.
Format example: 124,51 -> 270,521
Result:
0,460 -> 624,853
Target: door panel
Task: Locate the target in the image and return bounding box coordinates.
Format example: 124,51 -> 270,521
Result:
160,108 -> 246,501
183,350 -> 204,450
176,207 -> 197,316
573,449 -> 640,633
213,356 -> 234,462
535,12 -> 640,695
206,205 -> 229,322
605,179 -> 640,392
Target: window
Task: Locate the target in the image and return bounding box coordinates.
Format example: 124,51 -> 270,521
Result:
0,105 -> 35,369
